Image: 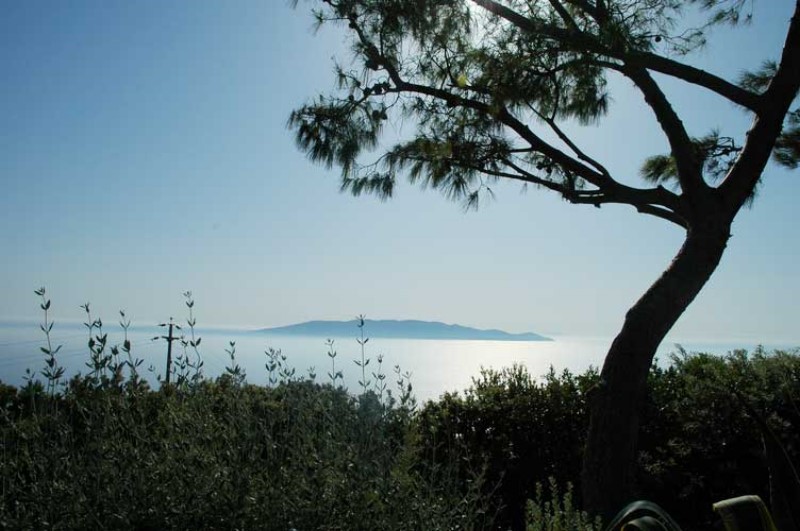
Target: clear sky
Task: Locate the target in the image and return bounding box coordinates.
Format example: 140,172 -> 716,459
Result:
0,0 -> 797,343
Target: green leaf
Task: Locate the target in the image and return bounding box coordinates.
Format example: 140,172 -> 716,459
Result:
773,111 -> 800,169
738,61 -> 777,93
640,155 -> 678,185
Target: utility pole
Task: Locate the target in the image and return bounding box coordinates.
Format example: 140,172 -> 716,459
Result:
155,318 -> 181,385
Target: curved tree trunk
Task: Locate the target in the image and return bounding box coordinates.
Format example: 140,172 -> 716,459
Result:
581,216 -> 733,519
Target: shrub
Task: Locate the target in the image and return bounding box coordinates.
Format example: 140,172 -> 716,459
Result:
525,479 -> 602,531
639,347 -> 800,530
417,365 -> 598,531
0,292 -> 491,530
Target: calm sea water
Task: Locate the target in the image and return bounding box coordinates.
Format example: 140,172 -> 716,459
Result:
0,321 -> 796,402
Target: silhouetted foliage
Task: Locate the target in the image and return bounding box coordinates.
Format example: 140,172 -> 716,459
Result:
0,292 -> 491,530
418,365 -> 598,530
412,350 -> 800,531
290,0 -> 800,512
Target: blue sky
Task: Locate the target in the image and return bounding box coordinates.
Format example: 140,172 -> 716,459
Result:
0,0 -> 797,343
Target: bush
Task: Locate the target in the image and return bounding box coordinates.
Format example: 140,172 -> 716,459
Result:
0,376 -> 496,530
4,289 -> 799,530
525,479 -> 602,531
0,291 -> 492,530
415,350 -> 800,531
417,365 -> 598,531
639,347 -> 800,530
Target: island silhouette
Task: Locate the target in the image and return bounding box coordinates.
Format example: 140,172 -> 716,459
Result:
255,319 -> 551,342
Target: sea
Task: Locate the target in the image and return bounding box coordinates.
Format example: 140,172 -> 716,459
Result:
0,320 -> 796,402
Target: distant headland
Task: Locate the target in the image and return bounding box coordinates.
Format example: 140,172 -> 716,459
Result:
254,319 -> 551,342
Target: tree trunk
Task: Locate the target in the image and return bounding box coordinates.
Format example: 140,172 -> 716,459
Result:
581,216 -> 733,519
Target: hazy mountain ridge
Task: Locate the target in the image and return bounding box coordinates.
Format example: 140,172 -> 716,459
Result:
255,319 -> 551,342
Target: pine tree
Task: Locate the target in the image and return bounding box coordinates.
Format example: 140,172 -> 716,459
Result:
290,0 -> 800,518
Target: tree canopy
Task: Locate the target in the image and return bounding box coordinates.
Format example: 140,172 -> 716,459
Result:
290,0 -> 798,228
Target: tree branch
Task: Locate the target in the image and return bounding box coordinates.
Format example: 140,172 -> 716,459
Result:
566,187 -> 687,227
633,204 -> 688,227
470,161 -> 569,194
548,0 -> 580,32
720,0 -> 800,213
359,45 -> 612,191
341,3 -> 690,224
621,66 -> 707,196
563,0 -> 602,21
469,0 -> 761,111
625,51 -> 761,112
344,13 -> 613,189
471,160 -> 685,226
531,107 -> 612,178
